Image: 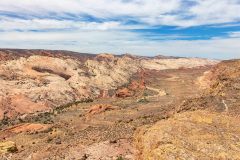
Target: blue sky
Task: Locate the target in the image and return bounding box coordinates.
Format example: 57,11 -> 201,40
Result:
0,0 -> 240,59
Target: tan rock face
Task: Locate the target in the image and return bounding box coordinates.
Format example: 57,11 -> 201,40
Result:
0,55 -> 139,120
135,110 -> 240,160
199,60 -> 240,94
141,58 -> 218,70
0,50 -> 217,121
0,141 -> 17,154
194,59 -> 240,115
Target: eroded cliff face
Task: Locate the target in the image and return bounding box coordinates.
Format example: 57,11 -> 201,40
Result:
0,49 -> 218,121
135,59 -> 240,160
0,54 -> 139,120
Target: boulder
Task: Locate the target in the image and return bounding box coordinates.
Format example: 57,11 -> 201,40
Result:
116,88 -> 133,98
0,141 -> 17,154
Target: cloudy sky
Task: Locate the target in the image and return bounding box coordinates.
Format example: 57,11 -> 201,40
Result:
0,0 -> 240,59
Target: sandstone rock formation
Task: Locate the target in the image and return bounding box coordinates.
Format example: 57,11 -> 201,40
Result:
141,58 -> 218,70
0,52 -> 138,121
0,49 -> 218,121
116,88 -> 134,98
87,104 -> 119,116
0,123 -> 51,141
194,59 -> 240,115
135,59 -> 240,160
1,49 -> 232,160
0,141 -> 17,154
4,123 -> 51,134
135,110 -> 240,160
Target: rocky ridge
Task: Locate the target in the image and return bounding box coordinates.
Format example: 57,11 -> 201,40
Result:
0,49 -> 218,121
135,59 -> 240,160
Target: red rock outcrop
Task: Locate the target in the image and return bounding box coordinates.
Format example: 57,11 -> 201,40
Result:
87,104 -> 118,116
4,123 -> 51,134
0,94 -> 50,120
116,88 -> 133,98
0,123 -> 51,140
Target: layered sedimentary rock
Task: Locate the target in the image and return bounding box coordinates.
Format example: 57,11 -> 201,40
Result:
0,49 -> 218,120
135,110 -> 240,160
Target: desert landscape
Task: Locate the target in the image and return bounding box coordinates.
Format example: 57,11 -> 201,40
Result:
0,49 -> 238,159
0,0 -> 240,159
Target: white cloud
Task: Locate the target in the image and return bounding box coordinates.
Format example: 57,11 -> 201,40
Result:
0,0 -> 239,59
228,31 -> 240,38
0,30 -> 239,59
0,19 -> 146,31
188,0 -> 240,26
0,0 -> 239,27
